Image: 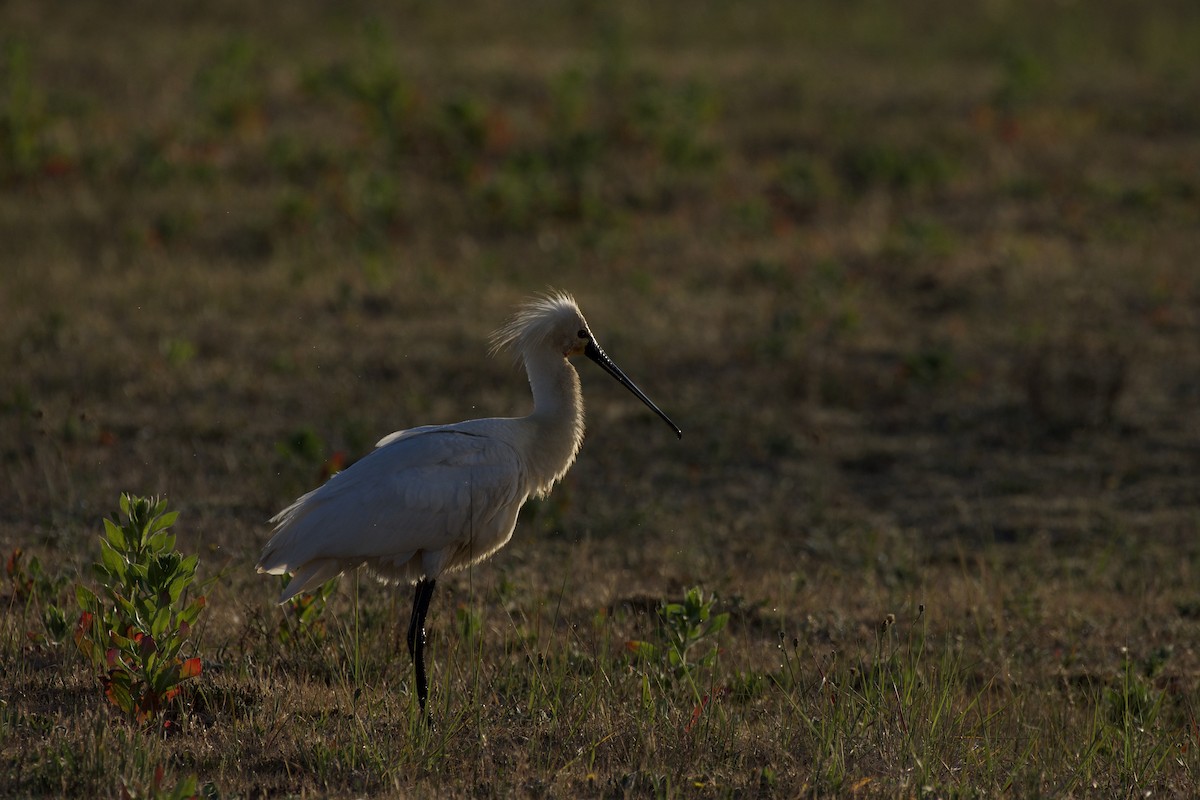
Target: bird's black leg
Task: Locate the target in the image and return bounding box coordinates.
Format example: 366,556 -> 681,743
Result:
406,578 -> 437,719
406,581 -> 423,660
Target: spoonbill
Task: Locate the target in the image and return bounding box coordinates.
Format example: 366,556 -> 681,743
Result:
256,291 -> 680,716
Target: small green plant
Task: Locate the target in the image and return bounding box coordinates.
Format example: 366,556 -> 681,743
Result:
994,45 -> 1048,113
836,142 -> 954,195
74,494 -> 207,723
772,153 -> 835,220
278,576 -> 337,646
435,94 -> 491,182
627,586 -> 729,682
473,154 -> 559,233
277,426 -> 326,464
160,337 -> 197,368
456,602 -> 483,642
0,40 -> 45,178
1093,648 -> 1173,790
901,343 -> 959,388
5,547 -> 72,644
192,35 -> 264,133
120,766 -> 216,800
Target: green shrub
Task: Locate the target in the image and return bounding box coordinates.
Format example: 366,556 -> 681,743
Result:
74,495 -> 207,723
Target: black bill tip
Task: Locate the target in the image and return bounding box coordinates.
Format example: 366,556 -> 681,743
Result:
584,339 -> 681,439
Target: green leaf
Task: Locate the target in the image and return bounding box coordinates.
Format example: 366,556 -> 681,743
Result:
178,595 -> 207,627
171,774 -> 199,800
90,562 -> 109,584
626,640 -> 657,660
73,611 -> 100,663
108,628 -> 134,650
105,672 -> 136,715
99,538 -> 126,581
158,551 -> 182,577
115,593 -> 138,622
152,660 -> 181,694
102,518 -> 126,550
150,605 -> 171,638
43,604 -> 69,641
149,510 -> 178,535
75,584 -> 99,612
178,553 -> 198,578
167,576 -> 190,605
156,633 -> 184,662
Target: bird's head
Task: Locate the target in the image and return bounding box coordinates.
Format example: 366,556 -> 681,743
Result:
490,290 -> 591,359
491,291 -> 682,439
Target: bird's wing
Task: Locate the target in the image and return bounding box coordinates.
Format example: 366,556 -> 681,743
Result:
257,427 -> 526,577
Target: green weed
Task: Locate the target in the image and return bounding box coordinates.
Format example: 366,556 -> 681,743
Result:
0,40 -> 45,178
73,495 -> 208,724
277,576 -> 337,648
120,767 -> 216,800
160,338 -> 196,369
5,547 -> 71,645
994,46 -> 1049,113
837,142 -> 955,195
772,153 -> 835,219
627,586 -> 729,684
193,36 -> 265,134
1102,648 -> 1172,789
276,426 -> 326,465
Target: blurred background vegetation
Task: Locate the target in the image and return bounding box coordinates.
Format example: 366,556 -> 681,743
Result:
2,0 -> 1199,796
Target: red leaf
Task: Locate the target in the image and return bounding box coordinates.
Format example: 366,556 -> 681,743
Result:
74,612 -> 97,661
683,687 -> 727,734
138,634 -> 157,658
320,451 -> 347,480
180,657 -> 202,679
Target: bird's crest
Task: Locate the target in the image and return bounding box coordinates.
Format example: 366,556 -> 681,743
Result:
490,290 -> 584,360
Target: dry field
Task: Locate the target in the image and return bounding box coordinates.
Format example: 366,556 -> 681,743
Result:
2,1 -> 1200,796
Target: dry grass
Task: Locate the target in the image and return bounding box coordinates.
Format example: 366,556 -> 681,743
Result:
3,1 -> 1200,796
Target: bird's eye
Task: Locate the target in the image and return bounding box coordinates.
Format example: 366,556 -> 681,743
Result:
577,329 -> 589,339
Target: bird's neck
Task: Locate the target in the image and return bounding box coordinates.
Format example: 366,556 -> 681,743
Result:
522,349 -> 585,495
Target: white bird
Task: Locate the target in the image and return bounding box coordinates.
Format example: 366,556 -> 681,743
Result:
256,291 -> 680,716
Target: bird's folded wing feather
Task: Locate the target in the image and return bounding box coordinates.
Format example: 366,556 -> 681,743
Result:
257,428 -> 525,573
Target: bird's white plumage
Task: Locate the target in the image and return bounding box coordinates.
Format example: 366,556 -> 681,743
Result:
257,292 -> 596,603
258,423 -> 529,601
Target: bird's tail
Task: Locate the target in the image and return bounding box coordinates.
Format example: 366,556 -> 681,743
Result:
263,558 -> 344,604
